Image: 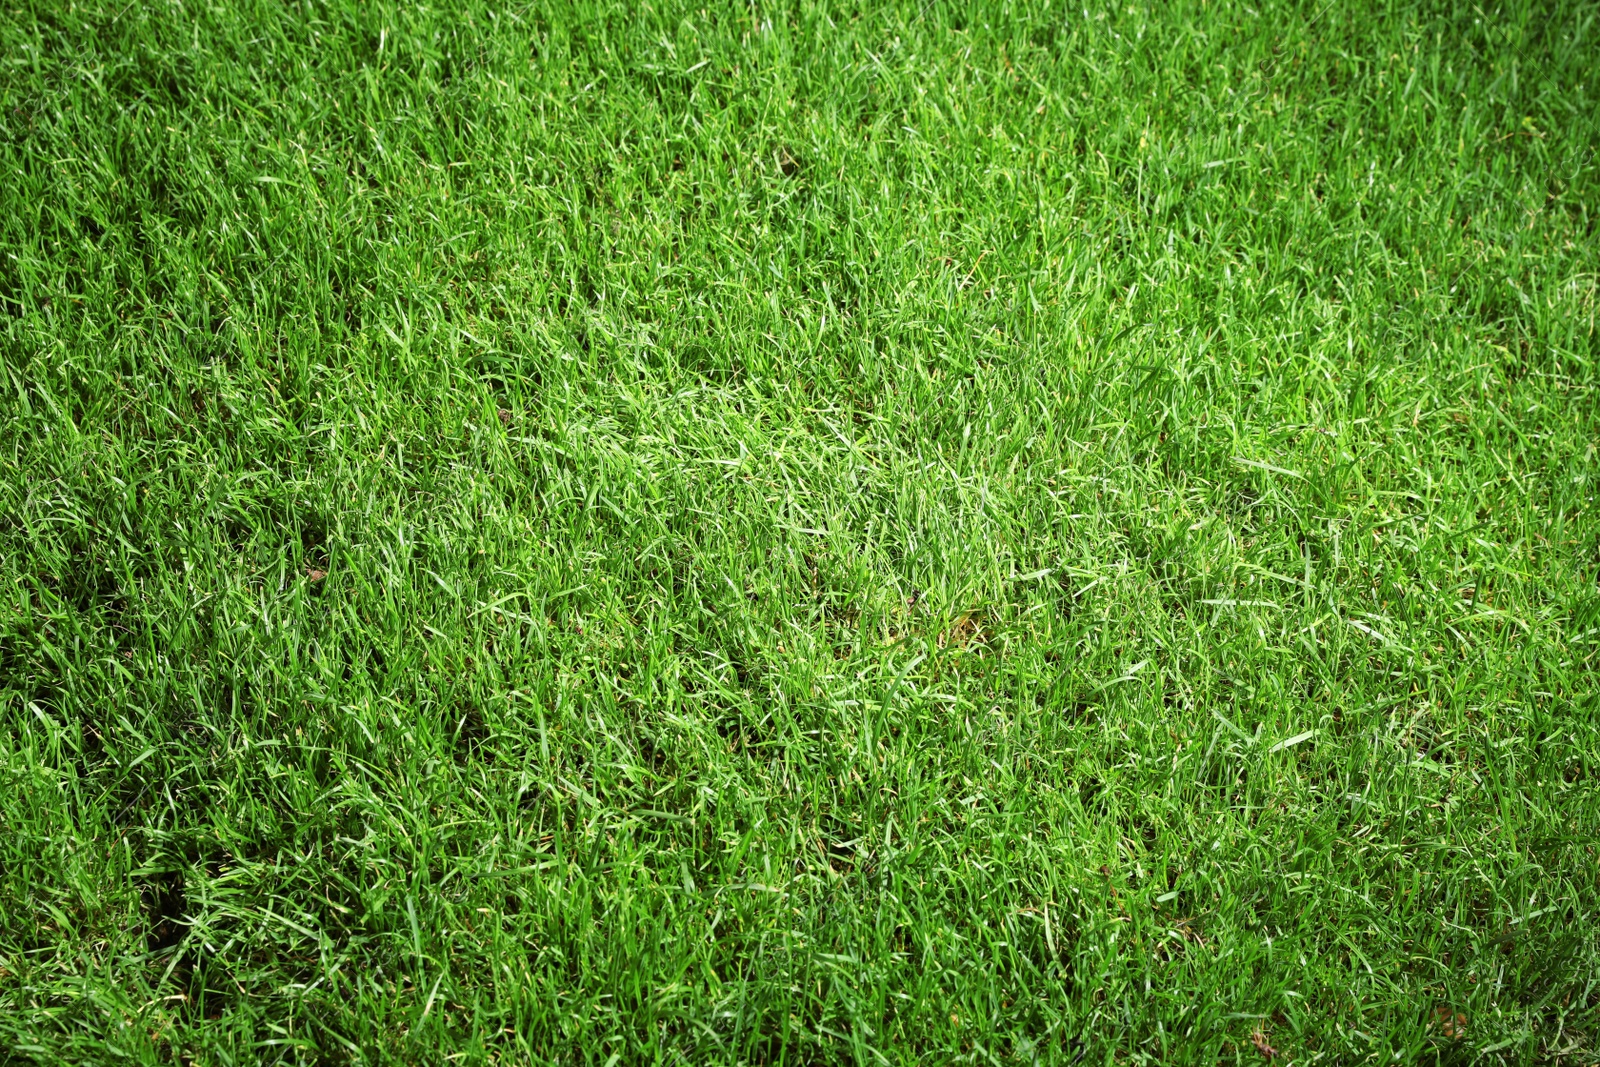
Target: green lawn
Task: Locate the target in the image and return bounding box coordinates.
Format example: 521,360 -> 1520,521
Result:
2,0 -> 1597,1062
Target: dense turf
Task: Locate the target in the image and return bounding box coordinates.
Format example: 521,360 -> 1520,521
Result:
1,0 -> 1598,1062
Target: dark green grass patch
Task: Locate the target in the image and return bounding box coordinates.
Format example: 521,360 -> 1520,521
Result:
1,0 -> 1597,1062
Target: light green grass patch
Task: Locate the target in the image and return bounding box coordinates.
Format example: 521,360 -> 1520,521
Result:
1,0 -> 1597,1063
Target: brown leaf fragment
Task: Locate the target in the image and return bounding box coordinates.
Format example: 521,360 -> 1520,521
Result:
1250,1028 -> 1278,1058
1435,1005 -> 1468,1039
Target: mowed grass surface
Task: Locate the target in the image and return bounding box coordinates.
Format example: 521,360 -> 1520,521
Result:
2,0 -> 1598,1062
